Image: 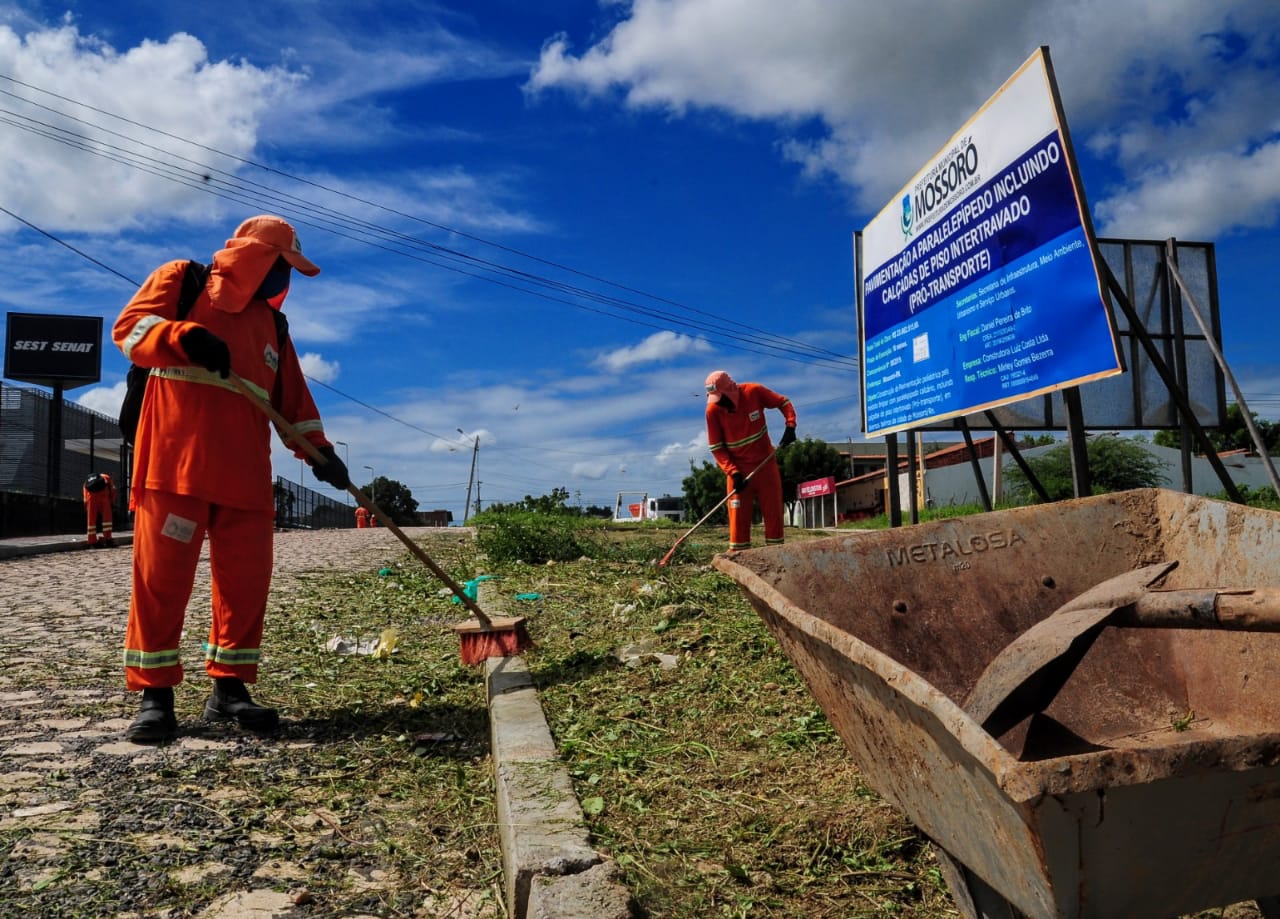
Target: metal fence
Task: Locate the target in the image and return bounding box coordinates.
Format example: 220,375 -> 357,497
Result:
0,380 -> 351,535
1,381 -> 128,500
273,477 -> 355,530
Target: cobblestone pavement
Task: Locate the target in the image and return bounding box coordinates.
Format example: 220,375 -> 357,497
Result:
0,527 -> 486,919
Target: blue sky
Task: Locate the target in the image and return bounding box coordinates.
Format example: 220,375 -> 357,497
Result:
1,1 -> 1278,520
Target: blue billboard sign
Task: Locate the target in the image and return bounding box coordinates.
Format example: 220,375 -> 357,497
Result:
858,47 -> 1122,437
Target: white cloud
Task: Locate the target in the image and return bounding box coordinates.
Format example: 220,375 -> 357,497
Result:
428,428 -> 492,454
655,436 -> 704,465
75,380 -> 127,417
529,1 -> 1280,234
1095,141 -> 1280,239
594,330 -> 711,371
0,21 -> 299,232
298,352 -> 340,383
571,460 -> 610,478
0,16 -> 539,246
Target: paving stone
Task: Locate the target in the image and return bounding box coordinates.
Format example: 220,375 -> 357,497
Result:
0,527 -> 596,919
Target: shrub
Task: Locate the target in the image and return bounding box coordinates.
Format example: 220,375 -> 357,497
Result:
472,510 -> 595,564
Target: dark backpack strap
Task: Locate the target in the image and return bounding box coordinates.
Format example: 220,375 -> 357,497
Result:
176,261 -> 210,320
272,309 -> 290,347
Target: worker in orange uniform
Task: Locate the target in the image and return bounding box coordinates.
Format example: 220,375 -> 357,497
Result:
113,215 -> 349,744
355,505 -> 370,528
83,471 -> 117,548
705,370 -> 797,552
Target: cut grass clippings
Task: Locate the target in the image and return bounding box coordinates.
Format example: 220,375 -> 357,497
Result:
500,523 -> 954,918
287,520 -> 954,917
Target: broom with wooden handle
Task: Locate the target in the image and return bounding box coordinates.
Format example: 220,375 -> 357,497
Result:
226,372 -> 531,665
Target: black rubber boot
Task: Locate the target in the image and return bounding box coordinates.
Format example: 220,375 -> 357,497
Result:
125,687 -> 177,744
204,677 -> 279,732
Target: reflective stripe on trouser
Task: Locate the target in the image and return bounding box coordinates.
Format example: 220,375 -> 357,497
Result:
124,489 -> 273,690
727,457 -> 784,550
86,495 -> 112,543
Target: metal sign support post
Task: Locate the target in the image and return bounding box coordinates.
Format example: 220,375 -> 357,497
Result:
984,411 -> 1052,503
1062,386 -> 1092,498
886,434 -> 902,528
1102,262 -> 1242,502
1164,248 -> 1196,493
44,383 -> 64,498
958,417 -> 993,512
905,431 -> 920,524
1165,250 -> 1280,497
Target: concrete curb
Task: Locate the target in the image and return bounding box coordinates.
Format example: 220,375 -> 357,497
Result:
0,534 -> 134,560
479,583 -> 634,919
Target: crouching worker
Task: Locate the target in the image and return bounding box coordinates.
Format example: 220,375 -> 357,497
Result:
112,215 -> 349,744
83,471 -> 117,547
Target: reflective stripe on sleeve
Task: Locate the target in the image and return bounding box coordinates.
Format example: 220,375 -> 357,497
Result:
122,314 -> 165,360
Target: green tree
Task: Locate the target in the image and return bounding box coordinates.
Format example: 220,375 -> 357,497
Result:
1005,435 -> 1169,502
487,486 -> 575,516
1154,403 -> 1280,454
682,460 -> 729,525
776,438 -> 849,515
1017,433 -> 1057,448
360,475 -> 418,525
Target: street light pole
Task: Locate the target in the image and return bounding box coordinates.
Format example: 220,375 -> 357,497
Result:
457,428 -> 478,525
363,465 -> 375,504
335,441 -> 349,503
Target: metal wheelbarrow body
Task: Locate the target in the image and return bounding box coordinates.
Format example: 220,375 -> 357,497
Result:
714,488 -> 1280,918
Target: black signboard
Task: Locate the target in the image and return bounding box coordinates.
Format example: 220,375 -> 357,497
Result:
4,312 -> 103,389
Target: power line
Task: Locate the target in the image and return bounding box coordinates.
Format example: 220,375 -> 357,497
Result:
0,204 -> 139,286
0,72 -> 862,372
0,202 -> 478,450
0,75 -> 872,457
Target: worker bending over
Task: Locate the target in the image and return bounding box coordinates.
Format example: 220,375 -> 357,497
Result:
704,369 -> 797,552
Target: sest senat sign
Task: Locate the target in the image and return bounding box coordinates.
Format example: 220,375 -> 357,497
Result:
4,312 -> 103,389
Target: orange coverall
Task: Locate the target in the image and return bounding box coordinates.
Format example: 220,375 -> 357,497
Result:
706,382 -> 796,551
83,473 -> 116,545
113,242 -> 334,692
355,506 -> 370,528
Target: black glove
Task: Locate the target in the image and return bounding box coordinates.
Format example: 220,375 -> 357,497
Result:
731,471 -> 747,493
778,426 -> 797,448
179,327 -> 231,379
311,444 -> 350,489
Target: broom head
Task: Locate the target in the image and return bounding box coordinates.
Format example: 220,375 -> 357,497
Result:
451,616 -> 533,666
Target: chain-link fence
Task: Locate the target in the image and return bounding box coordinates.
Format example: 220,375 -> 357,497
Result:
0,380 -> 352,537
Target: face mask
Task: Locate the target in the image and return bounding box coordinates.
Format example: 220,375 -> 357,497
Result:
256,263 -> 291,309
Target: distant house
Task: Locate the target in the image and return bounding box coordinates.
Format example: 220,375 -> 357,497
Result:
418,509 -> 454,527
